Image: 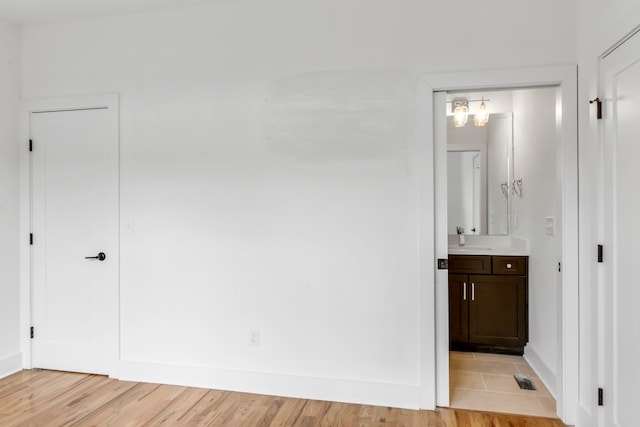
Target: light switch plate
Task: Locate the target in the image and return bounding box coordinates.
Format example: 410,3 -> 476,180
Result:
545,216 -> 555,236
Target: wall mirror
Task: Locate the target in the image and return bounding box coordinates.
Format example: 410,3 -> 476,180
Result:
447,110 -> 513,235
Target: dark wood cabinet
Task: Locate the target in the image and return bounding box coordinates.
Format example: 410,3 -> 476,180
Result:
448,273 -> 469,344
448,255 -> 528,352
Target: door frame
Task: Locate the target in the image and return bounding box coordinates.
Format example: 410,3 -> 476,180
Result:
19,94 -> 120,377
418,66 -> 578,424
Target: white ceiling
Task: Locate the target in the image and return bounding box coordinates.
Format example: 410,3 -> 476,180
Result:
0,0 -> 217,24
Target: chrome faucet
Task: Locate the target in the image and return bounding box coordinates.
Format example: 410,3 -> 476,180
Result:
456,227 -> 465,246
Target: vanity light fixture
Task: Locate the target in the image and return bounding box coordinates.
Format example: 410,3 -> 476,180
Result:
452,97 -> 469,128
474,97 -> 490,127
449,97 -> 491,127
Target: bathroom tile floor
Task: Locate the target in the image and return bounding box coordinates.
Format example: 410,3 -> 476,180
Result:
449,351 -> 558,419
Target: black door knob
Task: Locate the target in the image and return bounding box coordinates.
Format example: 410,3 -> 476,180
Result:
85,252 -> 106,261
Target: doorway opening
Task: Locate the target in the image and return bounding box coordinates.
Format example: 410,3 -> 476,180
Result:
423,65 -> 578,425
445,87 -> 560,418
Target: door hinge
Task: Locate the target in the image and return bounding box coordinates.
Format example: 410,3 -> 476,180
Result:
597,244 -> 603,263
29,139 -> 33,152
598,388 -> 604,406
30,233 -> 33,245
590,98 -> 602,120
558,262 -> 561,272
30,327 -> 34,339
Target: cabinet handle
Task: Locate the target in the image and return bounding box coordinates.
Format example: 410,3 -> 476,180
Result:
463,282 -> 467,301
472,282 -> 475,301
506,263 -> 512,269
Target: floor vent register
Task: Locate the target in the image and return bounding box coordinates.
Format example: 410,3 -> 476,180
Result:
513,374 -> 537,391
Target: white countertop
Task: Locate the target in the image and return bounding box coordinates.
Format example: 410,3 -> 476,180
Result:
447,235 -> 529,256
448,246 -> 529,256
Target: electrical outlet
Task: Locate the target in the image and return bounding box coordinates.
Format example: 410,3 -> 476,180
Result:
249,329 -> 260,346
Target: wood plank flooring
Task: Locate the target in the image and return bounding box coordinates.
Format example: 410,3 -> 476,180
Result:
0,370 -> 568,426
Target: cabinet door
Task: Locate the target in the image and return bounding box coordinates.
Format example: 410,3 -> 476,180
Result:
448,274 -> 469,344
468,275 -> 526,346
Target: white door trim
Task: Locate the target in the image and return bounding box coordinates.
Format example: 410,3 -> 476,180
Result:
419,65 -> 578,424
19,94 -> 120,377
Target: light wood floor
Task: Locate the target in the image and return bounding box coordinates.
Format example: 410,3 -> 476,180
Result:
0,369 -> 568,426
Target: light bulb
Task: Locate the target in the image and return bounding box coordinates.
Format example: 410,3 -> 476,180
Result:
453,101 -> 469,128
474,99 -> 489,126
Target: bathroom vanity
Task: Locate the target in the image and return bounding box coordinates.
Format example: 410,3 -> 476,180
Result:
448,252 -> 528,354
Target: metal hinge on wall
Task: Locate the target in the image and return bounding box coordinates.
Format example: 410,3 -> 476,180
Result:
30,233 -> 33,245
598,245 -> 603,263
598,388 -> 604,406
29,139 -> 33,152
30,327 -> 34,339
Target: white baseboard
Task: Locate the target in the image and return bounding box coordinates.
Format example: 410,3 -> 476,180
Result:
523,344 -> 556,397
119,360 -> 421,410
0,353 -> 23,379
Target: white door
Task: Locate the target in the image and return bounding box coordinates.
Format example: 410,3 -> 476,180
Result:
600,29 -> 640,427
31,105 -> 119,375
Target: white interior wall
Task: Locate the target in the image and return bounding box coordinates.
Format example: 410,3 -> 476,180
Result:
0,20 -> 21,378
18,0 -> 576,408
511,87 -> 560,394
576,2 -> 640,425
